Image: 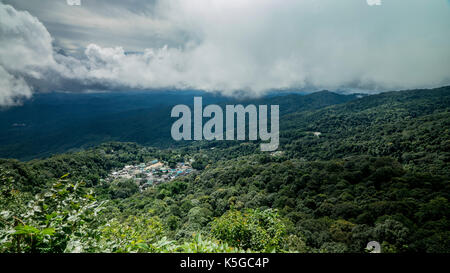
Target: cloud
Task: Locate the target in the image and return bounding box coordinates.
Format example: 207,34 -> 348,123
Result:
66,0 -> 81,6
1,0 -> 450,106
0,2 -> 58,106
2,0 -> 183,54
0,66 -> 32,106
367,0 -> 382,6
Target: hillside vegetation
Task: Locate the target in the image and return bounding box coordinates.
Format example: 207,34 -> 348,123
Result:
0,86 -> 449,253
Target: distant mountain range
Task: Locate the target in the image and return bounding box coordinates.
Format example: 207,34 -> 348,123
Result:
0,86 -> 447,161
1,86 -> 448,253
0,89 -> 359,160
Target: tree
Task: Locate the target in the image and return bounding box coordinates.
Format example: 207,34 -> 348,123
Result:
0,175 -> 105,253
211,208 -> 286,251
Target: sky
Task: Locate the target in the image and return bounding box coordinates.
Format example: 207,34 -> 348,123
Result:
0,0 -> 450,106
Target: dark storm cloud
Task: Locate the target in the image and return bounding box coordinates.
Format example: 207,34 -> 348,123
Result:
2,0 -> 190,52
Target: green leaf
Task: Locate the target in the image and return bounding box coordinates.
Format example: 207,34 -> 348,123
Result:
60,173 -> 70,179
40,228 -> 56,236
14,225 -> 40,235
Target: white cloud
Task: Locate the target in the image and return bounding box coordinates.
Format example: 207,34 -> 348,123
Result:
67,0 -> 449,94
367,0 -> 382,6
66,0 -> 81,6
0,66 -> 32,106
0,3 -> 56,71
1,0 -> 450,106
0,3 -> 58,106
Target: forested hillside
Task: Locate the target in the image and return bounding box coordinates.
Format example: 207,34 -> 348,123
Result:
0,87 -> 449,253
0,90 -> 358,160
0,91 -> 227,160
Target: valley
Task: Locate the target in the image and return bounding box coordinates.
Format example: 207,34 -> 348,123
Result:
0,86 -> 449,253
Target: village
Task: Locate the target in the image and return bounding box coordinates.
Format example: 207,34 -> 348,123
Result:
106,159 -> 194,191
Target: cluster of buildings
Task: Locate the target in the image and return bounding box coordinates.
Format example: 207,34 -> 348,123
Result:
106,159 -> 193,190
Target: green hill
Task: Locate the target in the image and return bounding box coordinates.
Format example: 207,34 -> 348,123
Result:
0,86 -> 449,253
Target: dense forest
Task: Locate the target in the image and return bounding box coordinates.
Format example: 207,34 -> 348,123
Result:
0,90 -> 358,160
0,86 -> 449,253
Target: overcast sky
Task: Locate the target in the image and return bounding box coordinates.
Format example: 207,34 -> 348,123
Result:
1,0 -> 450,106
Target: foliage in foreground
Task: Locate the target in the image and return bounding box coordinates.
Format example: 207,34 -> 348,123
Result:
0,173 -> 104,253
1,87 -> 449,253
0,172 -> 274,253
211,209 -> 287,252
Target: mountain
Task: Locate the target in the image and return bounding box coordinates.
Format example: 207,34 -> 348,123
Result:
0,90 -> 358,160
280,86 -> 450,175
0,86 -> 449,253
0,90 -> 226,160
